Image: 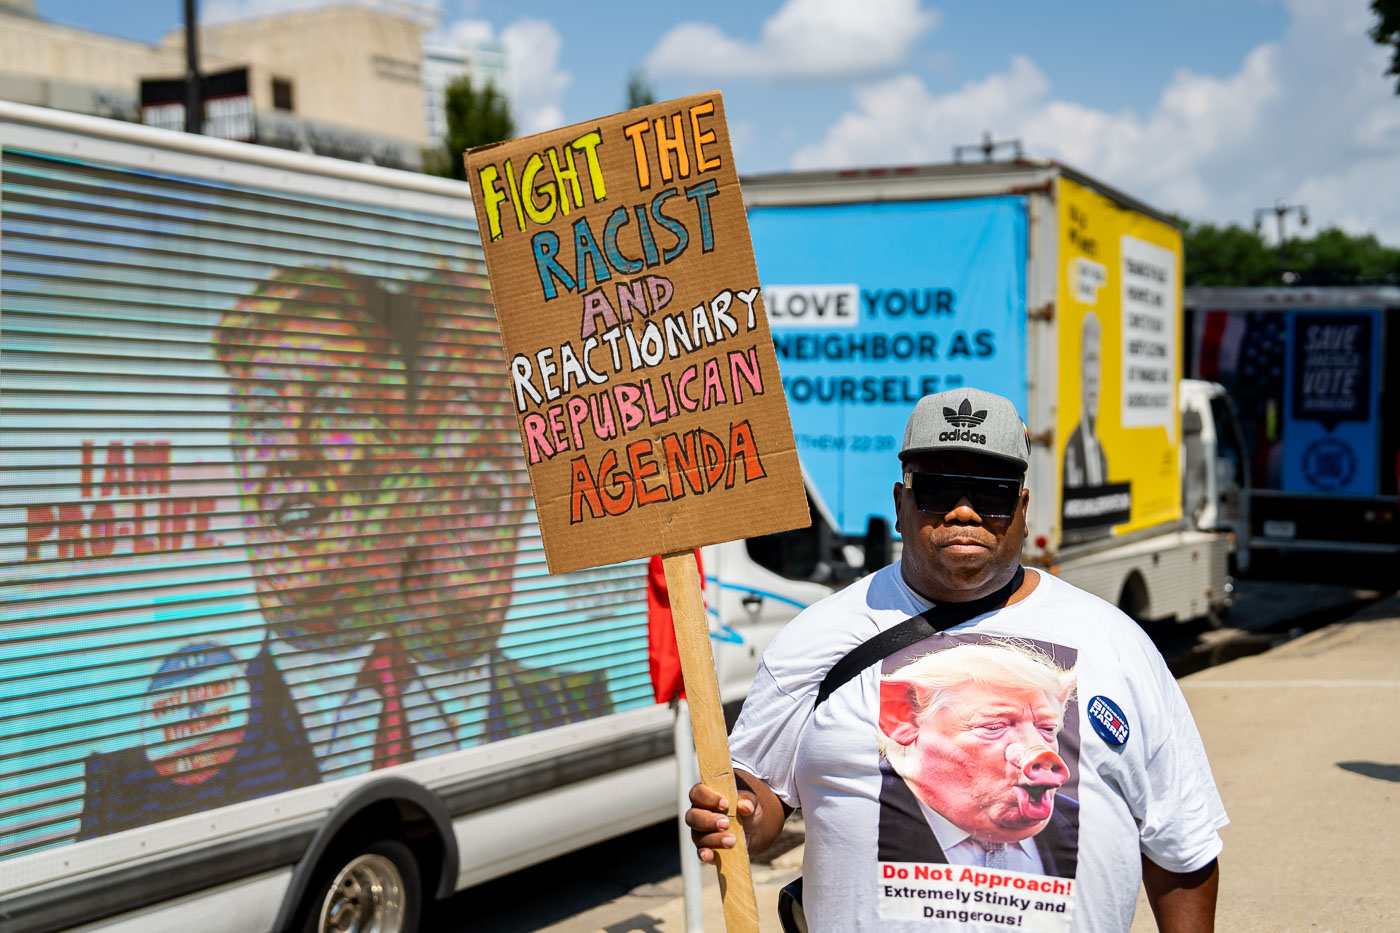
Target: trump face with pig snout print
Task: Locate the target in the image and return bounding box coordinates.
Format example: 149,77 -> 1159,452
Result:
877,636 -> 1081,880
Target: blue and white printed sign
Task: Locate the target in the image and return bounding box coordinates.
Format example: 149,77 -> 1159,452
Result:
1281,310 -> 1382,495
747,197 -> 1029,535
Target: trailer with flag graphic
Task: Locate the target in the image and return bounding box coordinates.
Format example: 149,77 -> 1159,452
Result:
1187,286 -> 1400,559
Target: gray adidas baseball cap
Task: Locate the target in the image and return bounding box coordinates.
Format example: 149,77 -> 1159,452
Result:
899,387 -> 1030,472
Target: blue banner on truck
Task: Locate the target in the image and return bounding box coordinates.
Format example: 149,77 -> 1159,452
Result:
747,197 -> 1028,535
1281,310 -> 1383,495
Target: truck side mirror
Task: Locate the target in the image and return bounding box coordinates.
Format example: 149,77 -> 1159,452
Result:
1182,409 -> 1203,436
864,516 -> 892,572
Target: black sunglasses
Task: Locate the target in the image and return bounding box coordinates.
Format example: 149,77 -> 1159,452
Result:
904,472 -> 1023,519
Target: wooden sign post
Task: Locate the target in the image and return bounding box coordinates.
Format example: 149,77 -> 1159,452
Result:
662,549 -> 758,930
464,92 -> 809,932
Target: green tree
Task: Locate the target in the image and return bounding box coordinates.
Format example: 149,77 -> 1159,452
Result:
626,70 -> 656,110
1290,227 -> 1400,284
1182,219 -> 1400,286
425,75 -> 515,181
1371,0 -> 1400,93
1182,221 -> 1277,286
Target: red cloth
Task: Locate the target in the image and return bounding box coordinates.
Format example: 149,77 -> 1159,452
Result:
647,550 -> 703,703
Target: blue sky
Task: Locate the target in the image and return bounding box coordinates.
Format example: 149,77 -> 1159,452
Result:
35,0 -> 1400,241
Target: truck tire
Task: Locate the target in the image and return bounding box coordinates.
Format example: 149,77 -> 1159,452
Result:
296,837 -> 422,933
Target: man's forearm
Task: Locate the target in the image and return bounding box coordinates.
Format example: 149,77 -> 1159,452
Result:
734,768 -> 793,855
1142,855 -> 1219,933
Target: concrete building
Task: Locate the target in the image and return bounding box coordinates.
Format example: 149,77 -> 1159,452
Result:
0,1 -> 433,170
0,0 -> 179,123
161,4 -> 430,166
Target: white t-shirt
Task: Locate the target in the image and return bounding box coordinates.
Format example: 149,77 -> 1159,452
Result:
729,564 -> 1227,933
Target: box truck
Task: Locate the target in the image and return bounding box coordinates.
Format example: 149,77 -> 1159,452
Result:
1186,286 -> 1400,559
728,161 -> 1237,624
0,101 -> 780,933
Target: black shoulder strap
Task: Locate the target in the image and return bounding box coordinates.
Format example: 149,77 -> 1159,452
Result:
814,565 -> 1025,708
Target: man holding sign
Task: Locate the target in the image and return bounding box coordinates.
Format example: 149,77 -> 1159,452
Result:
688,388 -> 1226,932
467,94 -> 811,932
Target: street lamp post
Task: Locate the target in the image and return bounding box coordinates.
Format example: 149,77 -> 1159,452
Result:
1254,199 -> 1308,283
184,0 -> 203,135
953,131 -> 1023,163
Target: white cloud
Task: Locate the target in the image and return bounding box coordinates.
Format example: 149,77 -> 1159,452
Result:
444,18 -> 494,49
794,0 -> 1400,242
729,120 -> 757,162
434,16 -> 572,136
501,18 -> 571,135
646,0 -> 938,79
793,58 -> 1049,170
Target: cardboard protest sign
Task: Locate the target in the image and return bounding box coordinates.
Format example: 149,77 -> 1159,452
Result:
465,92 -> 809,574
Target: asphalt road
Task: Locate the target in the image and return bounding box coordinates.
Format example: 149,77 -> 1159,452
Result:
425,553 -> 1397,933
424,821 -> 686,933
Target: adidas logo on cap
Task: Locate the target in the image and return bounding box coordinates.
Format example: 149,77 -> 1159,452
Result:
901,387 -> 1030,470
942,399 -> 987,427
940,398 -> 988,443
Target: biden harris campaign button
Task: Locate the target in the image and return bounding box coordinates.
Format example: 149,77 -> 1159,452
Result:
1087,695 -> 1130,747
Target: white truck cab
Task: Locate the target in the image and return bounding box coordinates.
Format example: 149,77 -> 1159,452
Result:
1179,378 -> 1251,569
